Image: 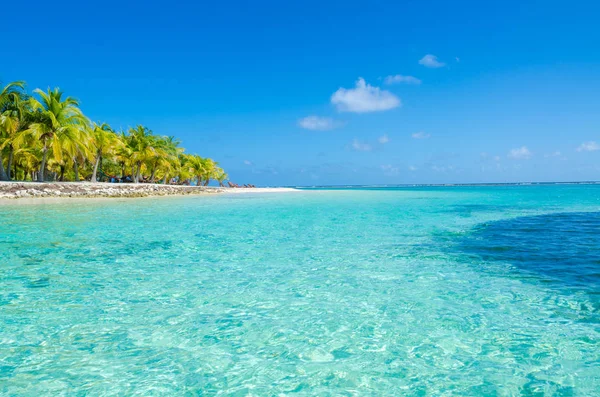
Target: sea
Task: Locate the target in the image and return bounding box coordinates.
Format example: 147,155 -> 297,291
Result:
1,185 -> 599,395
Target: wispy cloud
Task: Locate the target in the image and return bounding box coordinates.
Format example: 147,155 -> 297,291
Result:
481,152 -> 501,162
508,146 -> 532,160
408,165 -> 418,171
411,131 -> 431,139
381,164 -> 400,176
331,78 -> 401,113
431,165 -> 455,173
243,160 -> 253,166
419,54 -> 445,68
378,134 -> 390,144
577,141 -> 600,152
544,151 -> 563,158
351,139 -> 373,152
298,115 -> 341,131
384,75 -> 422,85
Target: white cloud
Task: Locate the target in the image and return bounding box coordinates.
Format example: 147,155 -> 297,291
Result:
508,146 -> 532,160
408,165 -> 418,171
384,75 -> 422,85
243,160 -> 253,166
351,139 -> 372,152
331,78 -> 401,113
381,164 -> 400,176
576,141 -> 600,152
378,134 -> 390,144
411,131 -> 431,139
419,54 -> 445,68
494,156 -> 501,162
298,116 -> 340,131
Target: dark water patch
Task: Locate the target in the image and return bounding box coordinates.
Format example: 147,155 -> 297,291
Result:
25,277 -> 50,289
437,204 -> 511,218
0,293 -> 19,306
457,212 -> 600,292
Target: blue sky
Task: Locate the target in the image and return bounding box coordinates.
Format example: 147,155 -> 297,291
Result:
2,0 -> 599,185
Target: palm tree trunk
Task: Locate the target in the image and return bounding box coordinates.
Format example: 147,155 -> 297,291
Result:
150,160 -> 158,183
91,152 -> 101,182
135,162 -> 142,183
38,141 -> 48,182
7,146 -> 14,180
203,179 -> 210,186
162,174 -> 168,184
73,159 -> 79,182
59,165 -> 65,182
0,151 -> 8,181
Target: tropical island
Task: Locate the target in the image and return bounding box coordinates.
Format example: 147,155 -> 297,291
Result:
0,80 -> 250,199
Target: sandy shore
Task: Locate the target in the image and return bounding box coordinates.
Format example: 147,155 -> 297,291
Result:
0,182 -> 298,201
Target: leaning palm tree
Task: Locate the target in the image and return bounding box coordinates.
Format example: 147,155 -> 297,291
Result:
21,88 -> 88,181
0,95 -> 36,180
127,125 -> 155,183
114,130 -> 132,180
13,147 -> 41,181
185,154 -> 207,186
201,158 -> 217,186
214,166 -> 228,187
57,125 -> 93,181
153,135 -> 184,183
146,135 -> 170,183
90,123 -> 122,182
153,136 -> 182,184
0,81 -> 26,180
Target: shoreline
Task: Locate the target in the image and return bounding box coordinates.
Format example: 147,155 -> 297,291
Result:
0,181 -> 299,202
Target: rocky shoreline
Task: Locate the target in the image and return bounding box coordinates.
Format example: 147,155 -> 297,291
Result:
0,182 -> 224,199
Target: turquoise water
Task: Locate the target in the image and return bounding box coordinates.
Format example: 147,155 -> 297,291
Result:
1,186 -> 599,395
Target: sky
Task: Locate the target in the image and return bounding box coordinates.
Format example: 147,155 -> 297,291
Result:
2,0 -> 600,186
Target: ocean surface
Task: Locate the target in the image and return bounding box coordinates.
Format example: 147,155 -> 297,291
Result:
1,185 -> 599,395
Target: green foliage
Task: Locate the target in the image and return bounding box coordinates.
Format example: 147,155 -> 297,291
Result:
0,80 -> 226,183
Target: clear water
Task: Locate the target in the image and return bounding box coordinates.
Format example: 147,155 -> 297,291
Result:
1,186 -> 599,395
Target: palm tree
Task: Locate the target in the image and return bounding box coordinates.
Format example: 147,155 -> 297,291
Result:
13,147 -> 40,181
0,95 -> 36,180
214,166 -> 228,187
127,125 -> 155,183
114,130 -> 132,180
147,135 -> 171,183
201,158 -> 217,186
90,123 -> 122,182
185,154 -> 206,186
1,79 -> 229,186
153,136 -> 182,184
23,88 -> 88,182
0,81 -> 26,180
56,125 -> 93,181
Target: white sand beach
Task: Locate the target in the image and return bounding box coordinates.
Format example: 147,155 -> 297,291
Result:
0,181 -> 299,201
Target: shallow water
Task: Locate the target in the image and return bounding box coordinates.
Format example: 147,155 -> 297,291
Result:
1,186 -> 599,395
